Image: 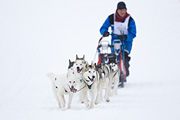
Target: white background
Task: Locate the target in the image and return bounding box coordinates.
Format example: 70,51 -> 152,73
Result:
0,0 -> 180,120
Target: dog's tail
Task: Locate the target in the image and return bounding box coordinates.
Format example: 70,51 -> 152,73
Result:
47,72 -> 55,83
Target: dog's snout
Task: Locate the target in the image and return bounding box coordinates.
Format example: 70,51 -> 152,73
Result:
77,67 -> 79,69
71,86 -> 74,89
92,76 -> 95,79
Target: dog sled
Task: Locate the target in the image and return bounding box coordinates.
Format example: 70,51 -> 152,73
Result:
94,34 -> 127,88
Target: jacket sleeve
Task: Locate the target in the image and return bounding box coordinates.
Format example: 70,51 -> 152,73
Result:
100,16 -> 111,35
126,18 -> 136,42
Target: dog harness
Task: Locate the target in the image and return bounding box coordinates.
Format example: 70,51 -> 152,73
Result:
113,14 -> 131,35
83,78 -> 94,89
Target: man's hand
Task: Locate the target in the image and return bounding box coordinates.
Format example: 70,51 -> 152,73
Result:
118,35 -> 127,41
103,31 -> 110,37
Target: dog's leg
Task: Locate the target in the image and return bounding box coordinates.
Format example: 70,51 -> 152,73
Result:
82,89 -> 89,108
67,92 -> 73,109
58,94 -> 65,108
89,90 -> 96,109
62,95 -> 66,107
111,75 -> 119,96
95,80 -> 102,105
104,78 -> 110,102
53,87 -> 61,108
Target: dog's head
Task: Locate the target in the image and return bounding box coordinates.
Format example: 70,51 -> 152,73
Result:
109,62 -> 118,72
83,62 -> 97,85
67,75 -> 78,92
73,55 -> 86,73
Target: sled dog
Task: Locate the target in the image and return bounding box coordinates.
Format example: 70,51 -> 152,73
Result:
47,60 -> 78,109
95,63 -> 111,104
73,55 -> 87,102
109,61 -> 119,96
82,62 -> 99,109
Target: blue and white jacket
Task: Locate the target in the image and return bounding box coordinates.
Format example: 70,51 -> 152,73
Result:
100,13 -> 137,53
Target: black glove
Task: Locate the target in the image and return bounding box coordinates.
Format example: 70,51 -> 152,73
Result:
118,35 -> 127,41
103,31 -> 110,37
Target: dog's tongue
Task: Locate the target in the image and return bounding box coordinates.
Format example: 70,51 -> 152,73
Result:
77,68 -> 82,73
90,78 -> 94,82
71,88 -> 77,92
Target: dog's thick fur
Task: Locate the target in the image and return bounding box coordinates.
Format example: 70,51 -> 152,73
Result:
73,55 -> 87,103
47,60 -> 78,109
109,62 -> 119,96
95,63 -> 111,104
81,62 -> 99,109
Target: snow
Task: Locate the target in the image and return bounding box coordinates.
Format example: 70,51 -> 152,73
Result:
0,0 -> 180,120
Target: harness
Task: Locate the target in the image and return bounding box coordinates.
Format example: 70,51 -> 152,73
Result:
83,77 -> 95,89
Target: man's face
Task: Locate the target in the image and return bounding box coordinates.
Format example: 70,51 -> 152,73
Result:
117,9 -> 127,17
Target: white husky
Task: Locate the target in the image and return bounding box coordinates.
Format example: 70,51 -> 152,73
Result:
47,60 -> 78,109
82,62 -> 99,109
73,55 -> 87,103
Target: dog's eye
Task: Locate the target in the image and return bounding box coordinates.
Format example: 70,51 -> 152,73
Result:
80,64 -> 82,66
69,81 -> 71,83
72,72 -> 74,74
55,78 -> 57,80
89,71 -> 91,73
93,71 -> 95,73
73,81 -> 75,83
76,64 -> 78,65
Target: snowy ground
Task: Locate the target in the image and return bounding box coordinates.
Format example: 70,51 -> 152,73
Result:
0,0 -> 180,120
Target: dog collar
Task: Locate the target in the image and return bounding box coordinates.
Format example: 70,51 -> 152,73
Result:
77,77 -> 83,82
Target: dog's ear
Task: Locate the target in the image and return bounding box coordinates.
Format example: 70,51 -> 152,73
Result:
85,62 -> 89,70
91,61 -> 94,67
69,59 -> 71,65
76,54 -> 79,60
94,63 -> 97,68
82,55 -> 85,60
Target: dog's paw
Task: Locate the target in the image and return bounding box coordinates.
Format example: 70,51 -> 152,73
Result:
106,99 -> 110,102
67,106 -> 71,109
95,102 -> 98,105
85,103 -> 89,108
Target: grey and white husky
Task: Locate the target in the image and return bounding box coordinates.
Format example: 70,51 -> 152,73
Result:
108,62 -> 119,96
95,63 -> 111,104
82,62 -> 99,109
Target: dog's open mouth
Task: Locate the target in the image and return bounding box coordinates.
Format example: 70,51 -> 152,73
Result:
88,76 -> 94,82
70,87 -> 77,92
77,68 -> 83,73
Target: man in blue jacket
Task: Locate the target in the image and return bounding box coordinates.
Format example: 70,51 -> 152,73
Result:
100,1 -> 136,79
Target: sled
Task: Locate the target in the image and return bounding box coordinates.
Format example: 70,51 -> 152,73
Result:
96,34 -> 127,88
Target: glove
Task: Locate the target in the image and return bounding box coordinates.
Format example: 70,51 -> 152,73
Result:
118,35 -> 127,41
103,31 -> 110,37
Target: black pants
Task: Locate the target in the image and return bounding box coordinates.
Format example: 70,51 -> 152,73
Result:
124,52 -> 131,77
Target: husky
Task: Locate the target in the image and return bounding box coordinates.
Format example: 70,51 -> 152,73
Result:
82,62 -> 99,109
108,61 -> 119,96
95,63 -> 111,104
73,55 -> 87,103
73,55 -> 86,74
47,60 -> 78,109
